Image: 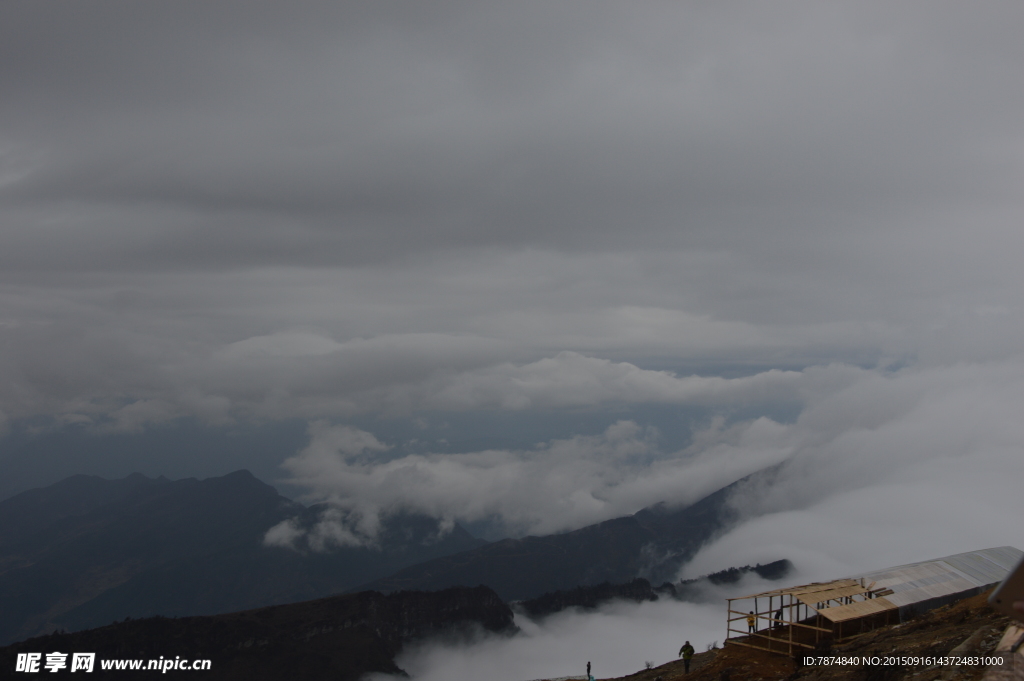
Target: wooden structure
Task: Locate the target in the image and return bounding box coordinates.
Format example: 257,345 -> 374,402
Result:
726,578 -> 893,657
724,547 -> 1023,658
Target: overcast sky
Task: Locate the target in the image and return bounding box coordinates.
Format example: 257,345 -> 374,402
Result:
3,0 -> 1024,570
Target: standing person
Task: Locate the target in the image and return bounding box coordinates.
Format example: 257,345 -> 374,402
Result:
678,640 -> 695,674
587,661 -> 591,680
774,608 -> 784,630
746,611 -> 756,633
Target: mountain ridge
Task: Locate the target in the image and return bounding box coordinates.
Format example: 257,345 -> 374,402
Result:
0,585 -> 516,680
0,470 -> 484,644
357,465 -> 781,600
0,464 -> 781,644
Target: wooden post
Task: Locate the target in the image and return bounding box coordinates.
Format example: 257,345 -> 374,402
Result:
788,594 -> 794,656
726,599 -> 732,645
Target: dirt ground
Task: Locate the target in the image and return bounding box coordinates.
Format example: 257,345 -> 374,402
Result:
579,590 -> 1019,681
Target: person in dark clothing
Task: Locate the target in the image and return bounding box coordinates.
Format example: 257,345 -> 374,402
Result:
587,661 -> 591,678
678,640 -> 695,673
774,608 -> 784,630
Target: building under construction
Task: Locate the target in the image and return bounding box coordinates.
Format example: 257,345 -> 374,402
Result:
725,546 -> 1022,657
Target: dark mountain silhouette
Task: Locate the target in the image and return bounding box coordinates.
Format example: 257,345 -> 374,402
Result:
518,578 -> 664,618
0,472 -> 170,550
359,465 -> 782,601
0,586 -> 515,680
675,558 -> 793,593
0,470 -> 484,645
517,559 -> 793,619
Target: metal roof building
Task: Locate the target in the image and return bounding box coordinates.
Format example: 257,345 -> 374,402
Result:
725,546 -> 1022,657
855,546 -> 1022,620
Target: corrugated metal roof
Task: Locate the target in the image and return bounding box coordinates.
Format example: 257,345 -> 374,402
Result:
856,547 -> 1020,587
730,547 -> 1021,625
851,547 -> 1022,608
942,550 -> 1017,585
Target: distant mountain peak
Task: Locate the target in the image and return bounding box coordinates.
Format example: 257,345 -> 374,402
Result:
221,469 -> 256,480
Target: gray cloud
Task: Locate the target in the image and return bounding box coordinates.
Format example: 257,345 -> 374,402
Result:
275,417 -> 791,539
3,2 -> 1023,272
3,4 -> 1022,395
0,0 -> 1022,532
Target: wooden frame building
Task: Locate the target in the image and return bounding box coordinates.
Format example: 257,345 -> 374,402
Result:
726,578 -> 892,656
725,546 -> 1022,658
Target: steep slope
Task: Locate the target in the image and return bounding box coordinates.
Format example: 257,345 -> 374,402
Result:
0,471 -> 484,644
359,465 -> 779,600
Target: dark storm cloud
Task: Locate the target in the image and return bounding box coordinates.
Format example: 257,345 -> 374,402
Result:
3,2 -> 1022,274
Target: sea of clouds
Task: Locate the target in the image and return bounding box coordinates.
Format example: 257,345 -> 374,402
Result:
270,357 -> 1024,553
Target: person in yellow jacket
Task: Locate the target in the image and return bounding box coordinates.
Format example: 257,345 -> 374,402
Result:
678,641 -> 695,674
746,611 -> 757,633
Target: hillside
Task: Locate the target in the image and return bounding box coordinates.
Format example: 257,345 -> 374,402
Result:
0,586 -> 515,680
0,470 -> 484,644
0,465 -> 782,644
585,589 -> 1016,681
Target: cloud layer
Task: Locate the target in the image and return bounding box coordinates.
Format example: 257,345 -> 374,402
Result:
1,2 -> 1023,435
684,360 -> 1024,582
367,575 -> 794,681
272,359 -> 1024,549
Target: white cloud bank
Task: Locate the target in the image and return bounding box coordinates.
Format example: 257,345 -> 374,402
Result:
276,415 -> 790,541
366,575 -> 787,681
276,358 -> 1024,552
683,360 -> 1024,583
